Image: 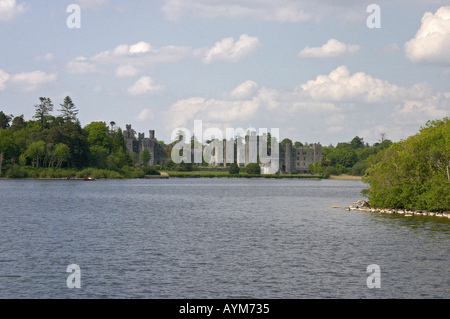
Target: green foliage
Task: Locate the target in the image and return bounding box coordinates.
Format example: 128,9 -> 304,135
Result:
33,97 -> 54,127
320,136 -> 393,176
229,163 -> 240,175
246,163 -> 261,175
362,117 -> 450,211
84,121 -> 110,148
141,148 -> 151,165
0,111 -> 12,129
280,138 -> 292,148
58,96 -> 78,122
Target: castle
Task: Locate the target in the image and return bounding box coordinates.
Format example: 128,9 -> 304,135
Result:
123,125 -> 168,165
123,125 -> 321,173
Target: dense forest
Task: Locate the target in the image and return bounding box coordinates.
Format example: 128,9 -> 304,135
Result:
0,96 -> 159,179
361,117 -> 450,212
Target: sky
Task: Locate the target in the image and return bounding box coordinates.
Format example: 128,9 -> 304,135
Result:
0,0 -> 449,146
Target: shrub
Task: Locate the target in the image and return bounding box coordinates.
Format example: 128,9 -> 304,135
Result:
246,163 -> 261,175
229,163 -> 240,175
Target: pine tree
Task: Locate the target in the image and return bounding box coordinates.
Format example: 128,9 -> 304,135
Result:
34,97 -> 53,127
59,96 -> 78,122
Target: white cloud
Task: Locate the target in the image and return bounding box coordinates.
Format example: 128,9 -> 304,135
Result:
203,34 -> 261,64
300,65 -> 409,103
392,93 -> 450,125
127,76 -> 165,95
86,41 -> 193,67
230,81 -> 258,100
67,56 -> 102,74
9,70 -> 57,92
0,0 -> 26,21
162,0 -> 312,22
136,108 -> 155,122
0,69 -> 10,90
164,81 -> 265,129
298,39 -> 360,58
115,65 -> 140,78
129,41 -> 151,54
67,36 -> 261,75
404,6 -> 450,64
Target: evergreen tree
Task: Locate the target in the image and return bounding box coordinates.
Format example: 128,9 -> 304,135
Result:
59,96 -> 78,122
34,97 -> 53,127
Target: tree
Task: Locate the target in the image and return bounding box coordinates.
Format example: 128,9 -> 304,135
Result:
54,143 -> 70,168
350,136 -> 365,149
34,97 -> 54,127
362,117 -> 450,211
229,163 -> 240,175
84,121 -> 110,148
326,143 -> 357,168
0,111 -> 12,129
24,140 -> 46,168
246,163 -> 261,175
141,148 -> 151,165
281,138 -> 293,148
10,115 -> 26,131
89,145 -> 109,169
110,121 -> 116,132
294,141 -> 304,148
0,129 -> 16,175
59,96 -> 78,122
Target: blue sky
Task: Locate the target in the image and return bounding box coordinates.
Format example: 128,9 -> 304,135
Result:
0,0 -> 449,146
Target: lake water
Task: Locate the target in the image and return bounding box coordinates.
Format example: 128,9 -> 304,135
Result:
0,178 -> 448,299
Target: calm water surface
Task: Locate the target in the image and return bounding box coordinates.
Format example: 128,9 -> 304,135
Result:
0,178 -> 448,299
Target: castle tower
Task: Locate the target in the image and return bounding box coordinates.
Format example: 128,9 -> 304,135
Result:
285,141 -> 292,173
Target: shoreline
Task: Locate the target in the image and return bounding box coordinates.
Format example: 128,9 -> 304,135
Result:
341,200 -> 450,219
329,174 -> 362,180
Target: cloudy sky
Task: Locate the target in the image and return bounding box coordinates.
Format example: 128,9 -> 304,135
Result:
0,0 -> 449,146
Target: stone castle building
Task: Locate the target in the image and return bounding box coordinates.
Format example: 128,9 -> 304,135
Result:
280,141 -> 322,174
123,125 -> 168,165
208,131 -> 321,174
123,125 -> 321,173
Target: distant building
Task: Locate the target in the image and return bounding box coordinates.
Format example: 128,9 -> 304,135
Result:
123,125 -> 321,173
280,141 -> 322,174
207,130 -> 322,174
123,125 -> 168,165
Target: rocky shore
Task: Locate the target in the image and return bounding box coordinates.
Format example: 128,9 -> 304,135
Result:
342,200 -> 450,219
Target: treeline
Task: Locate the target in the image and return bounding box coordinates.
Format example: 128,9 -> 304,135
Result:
362,117 -> 450,212
0,97 -> 158,179
281,136 -> 393,177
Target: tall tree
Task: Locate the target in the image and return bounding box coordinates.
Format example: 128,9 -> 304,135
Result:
350,136 -> 365,149
0,111 -> 12,129
0,129 -> 16,175
59,96 -> 78,122
34,97 -> 54,127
